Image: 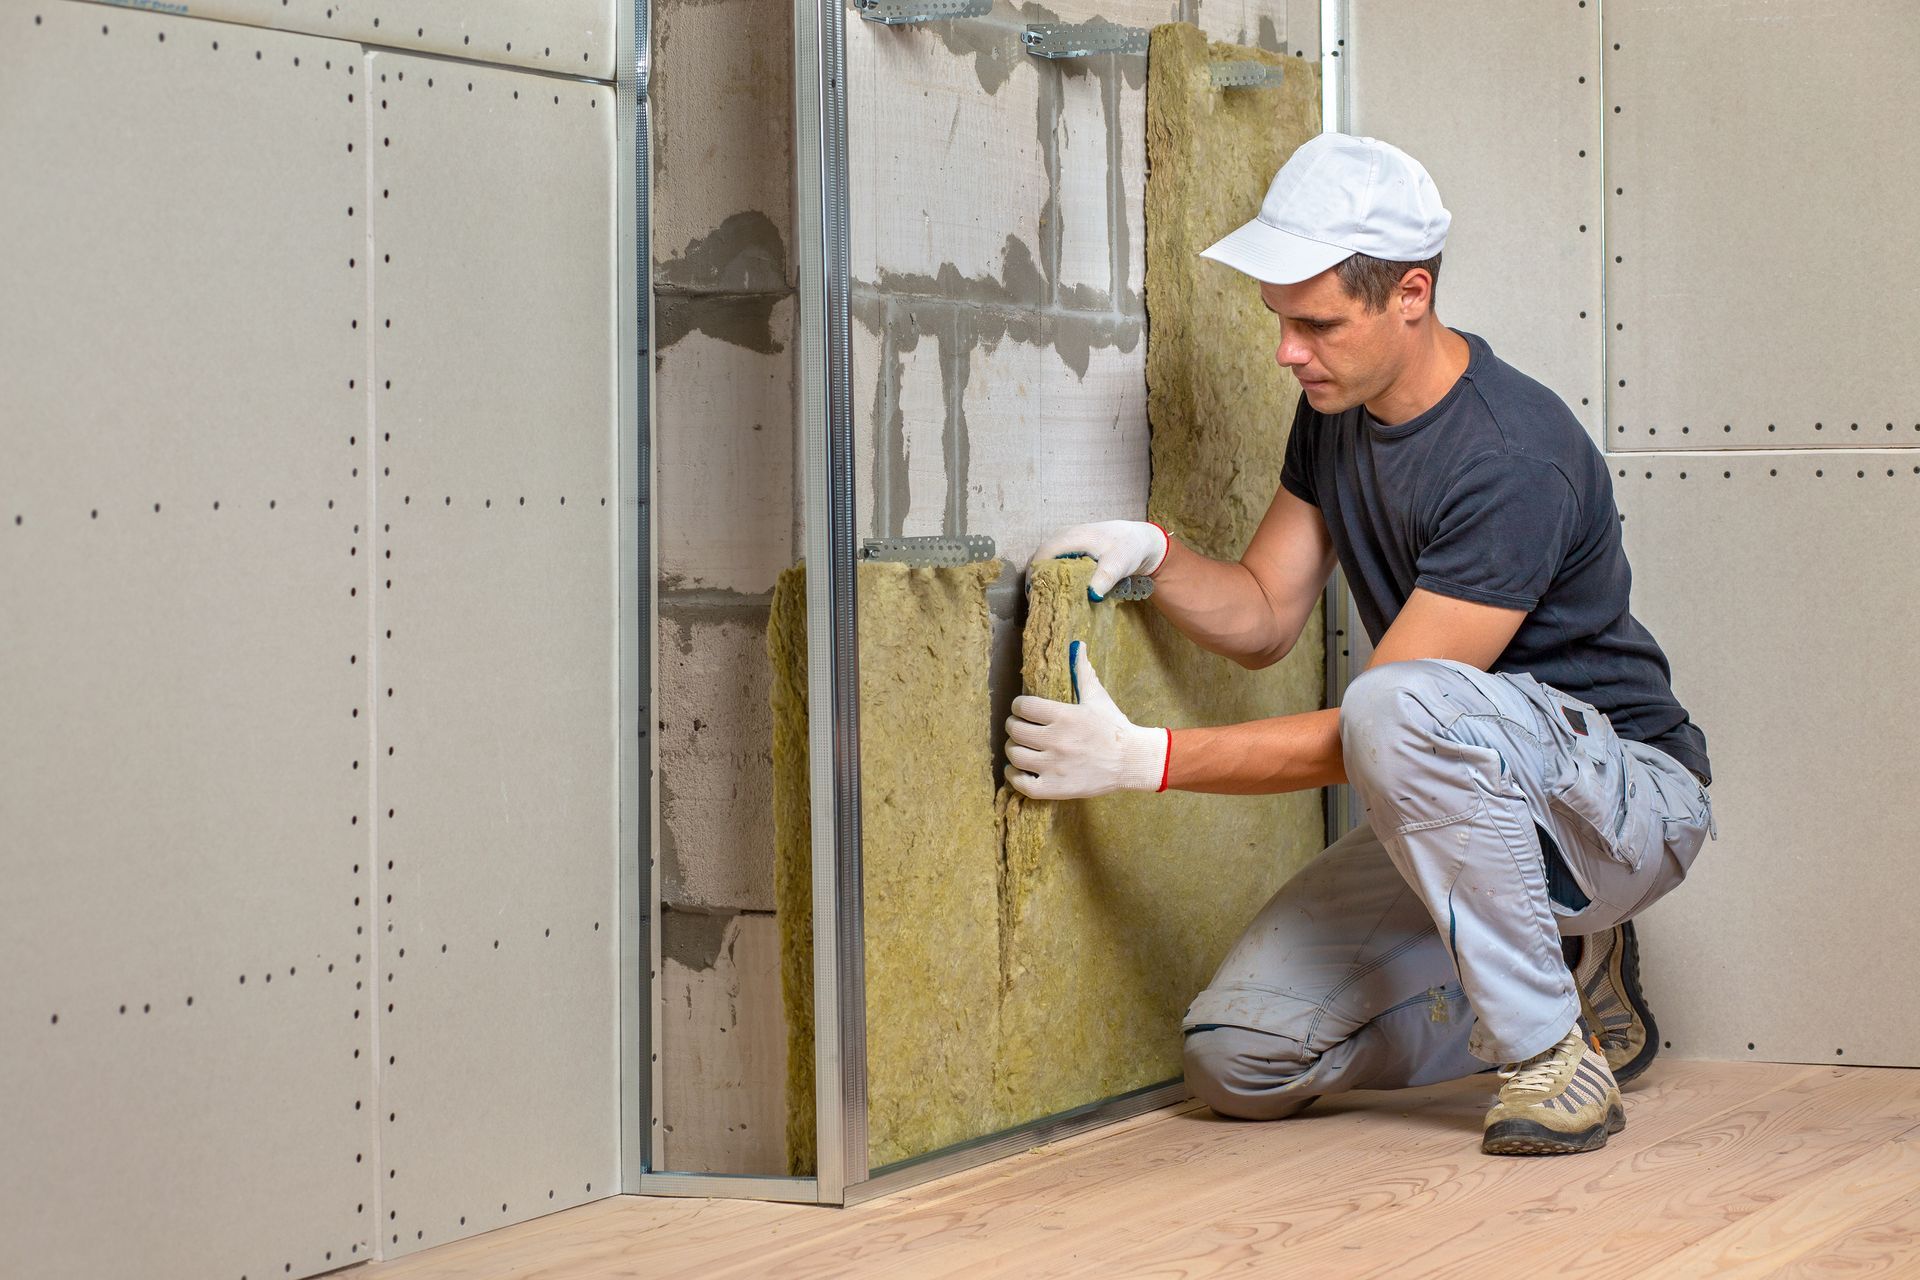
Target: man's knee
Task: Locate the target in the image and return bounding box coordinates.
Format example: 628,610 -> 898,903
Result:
1339,659 -> 1477,776
1182,1025 -> 1320,1121
1340,658 -> 1466,729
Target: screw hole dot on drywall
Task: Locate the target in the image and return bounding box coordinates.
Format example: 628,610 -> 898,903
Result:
1748,1042 -> 1756,1050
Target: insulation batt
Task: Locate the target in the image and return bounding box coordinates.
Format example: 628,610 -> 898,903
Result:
772,26 -> 1325,1174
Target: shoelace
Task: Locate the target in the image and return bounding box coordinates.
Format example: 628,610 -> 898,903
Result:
1496,1034 -> 1575,1092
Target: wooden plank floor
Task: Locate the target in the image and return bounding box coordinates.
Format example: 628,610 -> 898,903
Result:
356,1061 -> 1920,1279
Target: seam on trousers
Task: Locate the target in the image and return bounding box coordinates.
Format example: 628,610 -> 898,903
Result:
1392,802 -> 1483,836
1489,780 -> 1578,987
1306,910 -> 1441,1052
1443,709 -> 1549,751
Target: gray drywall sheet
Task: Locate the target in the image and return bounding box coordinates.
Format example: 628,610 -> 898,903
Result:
1348,0 -> 1604,444
1617,455 -> 1919,1066
86,0 -> 620,80
1603,1 -> 1920,450
0,7 -> 373,1278
367,48 -> 620,1257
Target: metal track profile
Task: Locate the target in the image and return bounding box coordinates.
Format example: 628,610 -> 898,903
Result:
1022,21 -> 1149,59
797,0 -> 870,1204
853,0 -> 992,25
1209,60 -> 1287,90
618,0 -> 656,1195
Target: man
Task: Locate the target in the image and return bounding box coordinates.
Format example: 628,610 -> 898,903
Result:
1005,133 -> 1716,1156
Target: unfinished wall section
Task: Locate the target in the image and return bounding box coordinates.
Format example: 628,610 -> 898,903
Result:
650,0 -> 796,1174
846,0 -> 1313,766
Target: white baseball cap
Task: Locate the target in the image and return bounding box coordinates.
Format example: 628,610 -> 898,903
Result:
1200,132 -> 1451,285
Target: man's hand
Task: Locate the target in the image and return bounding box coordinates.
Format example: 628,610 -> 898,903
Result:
1004,642 -> 1171,799
1030,520 -> 1171,601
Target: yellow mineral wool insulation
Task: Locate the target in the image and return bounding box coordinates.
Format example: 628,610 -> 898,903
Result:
770,559 -> 1005,1176
1145,24 -> 1321,561
995,557 -> 1324,1126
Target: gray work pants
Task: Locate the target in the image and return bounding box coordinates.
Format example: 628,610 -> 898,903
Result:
1182,658 -> 1717,1119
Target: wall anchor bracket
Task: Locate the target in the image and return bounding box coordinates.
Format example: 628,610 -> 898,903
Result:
859,534 -> 997,565
853,0 -> 990,25
1022,22 -> 1149,59
1209,60 -> 1286,90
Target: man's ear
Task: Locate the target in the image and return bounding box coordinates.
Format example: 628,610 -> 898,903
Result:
1397,267 -> 1434,321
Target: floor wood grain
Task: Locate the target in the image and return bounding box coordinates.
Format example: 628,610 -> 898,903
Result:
354,1061 -> 1920,1279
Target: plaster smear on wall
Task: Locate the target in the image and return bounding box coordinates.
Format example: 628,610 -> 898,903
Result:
773,27 -> 1325,1174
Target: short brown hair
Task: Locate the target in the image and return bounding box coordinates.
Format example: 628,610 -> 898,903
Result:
1334,252 -> 1443,312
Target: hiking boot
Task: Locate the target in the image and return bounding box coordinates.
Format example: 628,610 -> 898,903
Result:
1481,1025 -> 1625,1156
1571,921 -> 1659,1084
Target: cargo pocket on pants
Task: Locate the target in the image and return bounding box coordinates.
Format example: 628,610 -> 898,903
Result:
1536,685 -> 1657,874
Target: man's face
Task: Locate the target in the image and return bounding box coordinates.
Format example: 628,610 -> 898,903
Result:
1259,270 -> 1419,415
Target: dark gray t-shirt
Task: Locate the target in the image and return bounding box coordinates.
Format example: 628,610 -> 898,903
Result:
1280,328 -> 1711,784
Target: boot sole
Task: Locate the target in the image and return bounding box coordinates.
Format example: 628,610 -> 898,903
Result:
1482,1102 -> 1626,1156
1611,921 -> 1660,1085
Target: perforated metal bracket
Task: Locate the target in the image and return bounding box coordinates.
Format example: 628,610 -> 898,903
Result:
854,0 -> 990,25
1209,60 -> 1286,90
859,534 -> 997,565
1106,575 -> 1155,602
1022,21 -> 1149,59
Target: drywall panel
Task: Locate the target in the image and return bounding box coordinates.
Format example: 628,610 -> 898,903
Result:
86,0 -> 619,80
0,7 -> 373,1278
367,48 -> 619,1257
369,54 -> 616,499
1603,1 -> 1920,450
1348,0 -> 1604,443
1618,453 -> 1920,1066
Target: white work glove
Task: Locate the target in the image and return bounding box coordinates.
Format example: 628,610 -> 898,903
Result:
1031,519 -> 1171,602
1005,642 -> 1171,800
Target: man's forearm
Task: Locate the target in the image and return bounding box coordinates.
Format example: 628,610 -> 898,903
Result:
1149,539 -> 1297,667
1166,706 -> 1347,794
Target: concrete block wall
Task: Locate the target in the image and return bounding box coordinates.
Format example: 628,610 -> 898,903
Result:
652,0 -> 795,1174
652,0 -> 1316,1174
